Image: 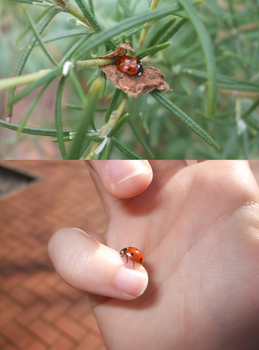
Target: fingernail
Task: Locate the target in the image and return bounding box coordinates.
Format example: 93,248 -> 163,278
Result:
114,266 -> 148,298
106,160 -> 151,187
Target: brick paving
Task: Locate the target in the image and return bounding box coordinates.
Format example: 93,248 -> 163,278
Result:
0,161 -> 107,350
0,160 -> 259,350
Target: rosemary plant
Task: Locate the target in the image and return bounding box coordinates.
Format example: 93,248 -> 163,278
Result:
1,0 -> 259,159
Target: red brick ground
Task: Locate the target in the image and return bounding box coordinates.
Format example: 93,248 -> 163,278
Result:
0,160 -> 259,350
0,161 -> 107,350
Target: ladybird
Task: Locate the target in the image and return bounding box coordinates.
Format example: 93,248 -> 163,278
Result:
116,56 -> 144,76
120,247 -> 144,268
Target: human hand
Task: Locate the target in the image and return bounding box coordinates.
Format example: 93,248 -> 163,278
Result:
48,160 -> 259,350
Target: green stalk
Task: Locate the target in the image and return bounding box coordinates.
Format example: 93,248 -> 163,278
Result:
139,0 -> 161,47
75,58 -> 116,70
0,70 -> 52,92
85,98 -> 128,159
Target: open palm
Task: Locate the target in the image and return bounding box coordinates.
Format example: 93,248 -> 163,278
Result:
49,160 -> 259,350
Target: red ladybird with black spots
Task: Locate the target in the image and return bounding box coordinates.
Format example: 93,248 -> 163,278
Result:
116,56 -> 144,76
120,247 -> 144,268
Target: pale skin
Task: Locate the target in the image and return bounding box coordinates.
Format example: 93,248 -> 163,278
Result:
48,160 -> 259,350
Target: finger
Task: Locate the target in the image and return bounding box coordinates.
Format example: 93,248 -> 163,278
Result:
86,160 -> 153,199
48,228 -> 148,300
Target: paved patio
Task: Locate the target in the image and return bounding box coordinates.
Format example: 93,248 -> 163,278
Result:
0,161 -> 107,350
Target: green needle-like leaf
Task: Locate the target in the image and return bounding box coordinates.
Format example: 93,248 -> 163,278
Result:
157,18 -> 187,45
184,69 -> 259,92
111,137 -> 142,159
16,8 -> 50,46
178,0 -> 216,116
11,66 -> 62,105
106,113 -> 129,138
38,29 -> 91,45
69,69 -> 87,105
6,7 -> 61,117
23,8 -> 58,66
150,90 -> 220,150
118,0 -> 132,18
74,0 -> 102,32
0,119 -> 73,137
73,3 -> 184,61
9,0 -> 43,3
55,76 -> 69,159
241,98 -> 259,120
18,80 -> 54,134
68,78 -> 102,159
128,118 -> 155,159
88,0 -> 95,15
105,89 -> 121,123
60,35 -> 90,65
136,42 -> 171,60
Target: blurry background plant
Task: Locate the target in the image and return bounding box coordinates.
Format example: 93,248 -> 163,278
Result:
0,0 -> 259,159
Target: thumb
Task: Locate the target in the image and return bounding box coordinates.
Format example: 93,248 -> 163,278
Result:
86,160 -> 153,198
48,228 -> 148,300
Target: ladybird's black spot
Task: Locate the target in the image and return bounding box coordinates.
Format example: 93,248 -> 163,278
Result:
140,258 -> 143,262
118,61 -> 121,65
128,68 -> 131,71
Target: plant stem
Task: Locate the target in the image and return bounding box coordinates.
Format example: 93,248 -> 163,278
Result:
75,58 -> 116,71
0,59 -> 115,93
139,0 -> 161,47
0,70 -> 52,92
85,98 -> 128,159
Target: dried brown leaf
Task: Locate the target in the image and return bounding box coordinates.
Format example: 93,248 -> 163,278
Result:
99,65 -> 172,98
99,41 -> 134,59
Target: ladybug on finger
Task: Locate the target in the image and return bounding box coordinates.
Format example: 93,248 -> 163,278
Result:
120,247 -> 144,268
116,56 -> 144,76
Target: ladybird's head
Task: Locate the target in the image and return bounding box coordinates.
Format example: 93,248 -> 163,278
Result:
137,61 -> 144,76
120,248 -> 127,255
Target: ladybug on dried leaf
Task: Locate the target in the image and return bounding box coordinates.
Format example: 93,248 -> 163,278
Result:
98,42 -> 171,98
117,55 -> 144,76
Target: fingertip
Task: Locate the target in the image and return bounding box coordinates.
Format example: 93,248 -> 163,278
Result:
114,265 -> 148,298
87,160 -> 153,198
